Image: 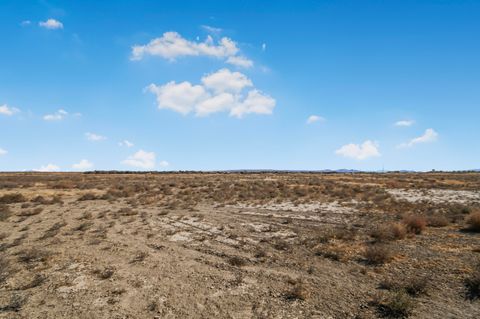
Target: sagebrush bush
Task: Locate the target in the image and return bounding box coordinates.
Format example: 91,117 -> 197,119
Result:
364,244 -> 394,265
403,215 -> 427,234
466,212 -> 480,232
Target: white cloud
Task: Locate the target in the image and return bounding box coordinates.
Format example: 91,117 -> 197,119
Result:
118,140 -> 134,147
131,31 -> 253,68
43,109 -> 68,121
306,115 -> 325,124
158,160 -> 169,168
230,89 -> 275,118
196,92 -> 235,116
147,81 -> 207,115
226,56 -> 254,68
85,132 -> 107,141
0,148 -> 7,156
39,18 -> 63,30
335,140 -> 381,160
20,20 -> 31,26
131,31 -> 238,61
35,164 -> 60,172
201,25 -> 222,34
395,120 -> 414,127
0,104 -> 20,116
398,128 -> 438,148
147,68 -> 275,118
72,159 -> 93,170
262,43 -> 266,51
201,68 -> 252,93
122,150 -> 156,169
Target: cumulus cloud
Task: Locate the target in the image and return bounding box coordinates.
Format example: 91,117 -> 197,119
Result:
118,140 -> 134,147
201,68 -> 252,93
85,132 -> 107,141
72,159 -> 93,170
0,148 -> 7,156
131,31 -> 252,68
398,128 -> 438,148
39,18 -> 63,30
335,140 -> 381,160
0,104 -> 20,116
122,150 -> 156,169
158,160 -> 169,168
147,68 -> 275,118
147,81 -> 207,115
306,115 -> 325,124
395,120 -> 414,127
35,164 -> 60,172
43,109 -> 68,121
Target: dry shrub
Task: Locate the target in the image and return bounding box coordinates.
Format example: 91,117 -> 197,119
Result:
0,204 -> 12,221
427,215 -> 449,227
39,222 -> 66,240
364,244 -> 393,265
78,193 -> 98,201
466,211 -> 480,232
16,249 -> 50,266
283,279 -> 309,301
465,264 -> 480,300
403,215 -> 427,234
228,256 -> 246,267
371,223 -> 406,242
93,267 -> 114,280
375,290 -> 414,318
18,207 -> 43,217
0,255 -> 10,283
0,193 -> 27,204
380,276 -> 428,297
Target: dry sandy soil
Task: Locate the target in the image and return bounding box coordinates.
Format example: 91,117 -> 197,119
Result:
0,172 -> 479,318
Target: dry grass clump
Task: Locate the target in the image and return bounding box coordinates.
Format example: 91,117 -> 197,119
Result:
78,193 -> 98,201
465,264 -> 480,300
16,249 -> 51,266
380,276 -> 429,297
427,215 -> 449,227
39,222 -> 66,240
228,255 -> 247,267
18,206 -> 43,217
402,215 -> 427,234
374,290 -> 414,318
370,223 -> 406,242
0,255 -> 11,284
364,244 -> 394,265
0,193 -> 27,204
93,267 -> 114,280
0,204 -> 12,221
466,211 -> 480,232
283,279 -> 309,301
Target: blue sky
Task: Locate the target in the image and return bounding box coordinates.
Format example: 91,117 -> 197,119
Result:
1,0 -> 479,171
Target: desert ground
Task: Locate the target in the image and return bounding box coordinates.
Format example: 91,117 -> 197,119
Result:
0,172 -> 479,318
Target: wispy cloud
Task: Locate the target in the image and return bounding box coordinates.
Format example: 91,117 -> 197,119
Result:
0,104 -> 20,116
398,128 -> 438,148
306,115 -> 325,124
39,18 -> 63,30
43,109 -> 68,121
201,25 -> 222,34
335,140 -> 381,160
0,148 -> 7,156
395,120 -> 414,127
85,132 -> 107,141
35,163 -> 60,172
118,140 -> 134,148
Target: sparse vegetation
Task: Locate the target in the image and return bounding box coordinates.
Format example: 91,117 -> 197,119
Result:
364,244 -> 394,265
466,211 -> 480,232
403,215 -> 427,234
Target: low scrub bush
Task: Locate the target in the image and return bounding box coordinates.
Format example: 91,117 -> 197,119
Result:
403,215 -> 427,234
